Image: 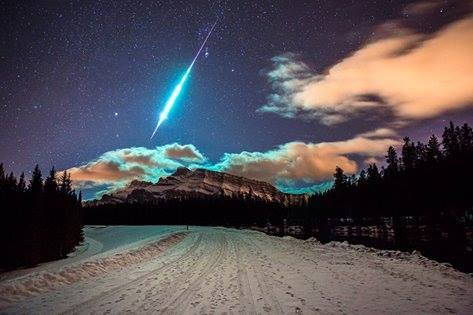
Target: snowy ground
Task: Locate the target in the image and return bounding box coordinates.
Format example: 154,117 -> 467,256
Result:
0,225 -> 188,282
1,226 -> 472,314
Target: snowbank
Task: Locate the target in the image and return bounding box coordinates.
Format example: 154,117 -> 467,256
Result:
0,232 -> 187,306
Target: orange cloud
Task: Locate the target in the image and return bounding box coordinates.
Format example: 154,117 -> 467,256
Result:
261,14 -> 473,125
121,152 -> 158,166
68,161 -> 145,183
164,144 -> 205,162
65,144 -> 205,187
67,136 -> 399,195
212,137 -> 400,184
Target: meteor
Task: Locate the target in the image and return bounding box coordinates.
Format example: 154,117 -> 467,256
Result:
150,20 -> 218,139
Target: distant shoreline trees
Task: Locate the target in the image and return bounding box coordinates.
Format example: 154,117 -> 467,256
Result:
308,121 -> 473,221
85,193 -> 288,228
0,165 -> 83,270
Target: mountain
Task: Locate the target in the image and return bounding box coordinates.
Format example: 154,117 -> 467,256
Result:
87,167 -> 307,206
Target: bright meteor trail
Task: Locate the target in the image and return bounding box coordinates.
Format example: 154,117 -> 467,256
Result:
150,20 -> 218,139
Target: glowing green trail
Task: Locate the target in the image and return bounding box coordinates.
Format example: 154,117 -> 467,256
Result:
150,20 -> 218,139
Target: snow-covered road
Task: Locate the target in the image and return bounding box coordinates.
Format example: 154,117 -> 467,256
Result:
1,226 -> 472,314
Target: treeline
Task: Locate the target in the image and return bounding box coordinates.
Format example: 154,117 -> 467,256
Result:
0,164 -> 83,270
85,192 -> 287,227
307,121 -> 473,231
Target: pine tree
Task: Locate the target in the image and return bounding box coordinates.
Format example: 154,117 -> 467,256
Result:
426,135 -> 442,163
0,163 -> 84,269
459,123 -> 473,153
442,121 -> 460,157
44,167 -> 58,194
17,172 -> 26,192
367,163 -> 381,183
401,137 -> 416,170
415,141 -> 426,166
6,172 -> 17,188
333,166 -> 347,191
59,170 -> 72,195
0,163 -> 4,182
385,146 -> 399,177
29,164 -> 43,194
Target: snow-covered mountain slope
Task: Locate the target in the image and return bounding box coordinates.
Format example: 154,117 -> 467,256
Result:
88,167 -> 307,206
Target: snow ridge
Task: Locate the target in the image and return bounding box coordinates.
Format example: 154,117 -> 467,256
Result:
0,232 -> 187,307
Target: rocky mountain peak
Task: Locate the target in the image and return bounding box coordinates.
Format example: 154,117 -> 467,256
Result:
88,168 -> 307,206
173,166 -> 192,176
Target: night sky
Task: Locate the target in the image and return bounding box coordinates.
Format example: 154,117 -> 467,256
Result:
1,0 -> 472,199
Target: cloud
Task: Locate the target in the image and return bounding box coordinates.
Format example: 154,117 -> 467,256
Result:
211,136 -> 399,186
67,136 -> 399,198
68,160 -> 146,184
67,144 -> 206,191
357,128 -> 398,138
164,143 -> 205,162
260,14 -> 473,126
403,0 -> 441,15
280,181 -> 333,194
121,151 -> 159,166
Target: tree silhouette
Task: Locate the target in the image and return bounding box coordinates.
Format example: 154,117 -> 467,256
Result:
366,163 -> 381,184
18,172 -> 26,192
0,165 -> 83,270
333,166 -> 347,191
426,135 -> 442,163
29,164 -> 43,194
401,137 -> 416,170
44,167 -> 58,194
442,121 -> 460,157
385,146 -> 399,178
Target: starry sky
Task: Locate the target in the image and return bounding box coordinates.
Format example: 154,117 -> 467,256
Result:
1,0 -> 473,199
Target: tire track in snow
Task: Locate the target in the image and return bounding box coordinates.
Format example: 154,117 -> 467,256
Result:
62,232 -> 203,314
231,232 -> 257,314
91,230 -> 220,313
157,232 -> 228,313
133,232 -> 216,313
238,234 -> 285,314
